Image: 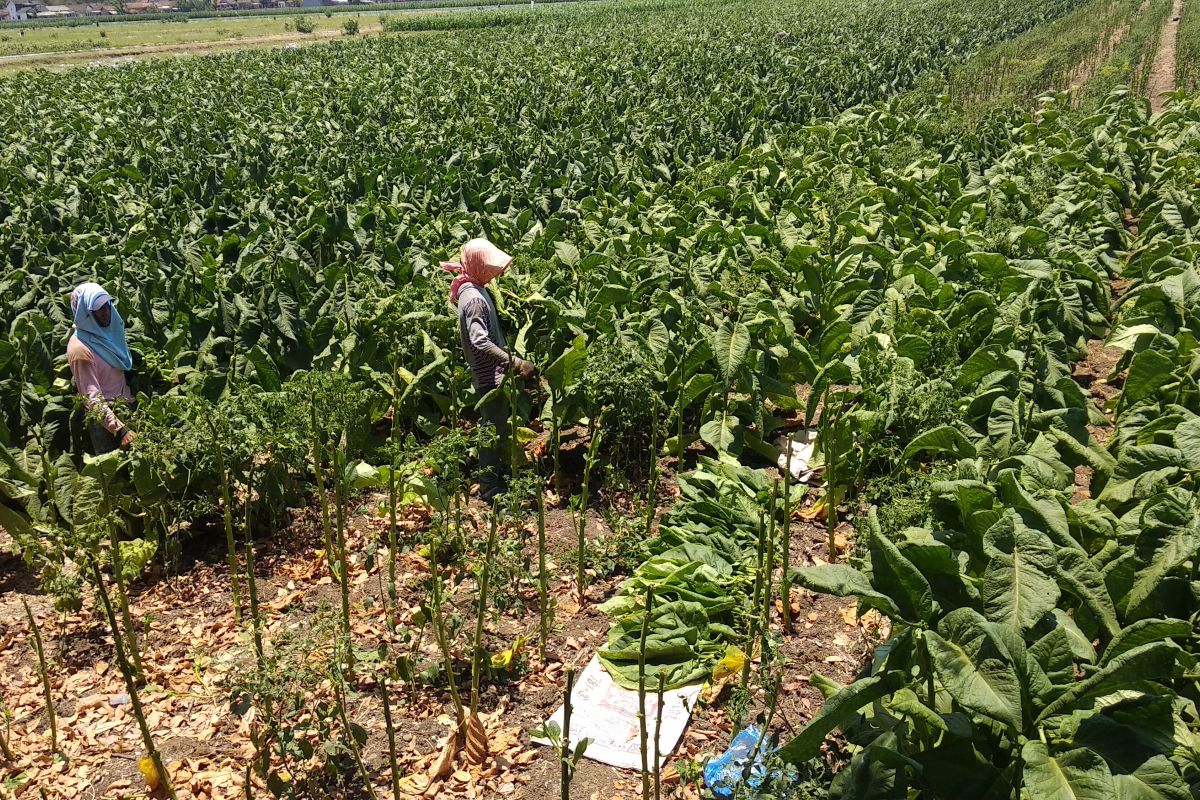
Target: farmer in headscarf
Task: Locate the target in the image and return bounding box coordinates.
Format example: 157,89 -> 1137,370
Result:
443,239 -> 537,500
67,282 -> 136,454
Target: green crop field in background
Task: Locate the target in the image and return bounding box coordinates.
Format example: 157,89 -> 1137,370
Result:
0,2 -> 529,59
2,0 -> 1198,795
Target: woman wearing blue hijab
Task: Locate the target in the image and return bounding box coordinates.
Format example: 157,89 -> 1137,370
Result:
67,282 -> 137,454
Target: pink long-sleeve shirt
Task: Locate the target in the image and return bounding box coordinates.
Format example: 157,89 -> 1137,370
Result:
67,334 -> 134,435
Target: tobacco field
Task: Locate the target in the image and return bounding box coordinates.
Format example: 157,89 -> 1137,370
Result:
2,0 -> 1200,796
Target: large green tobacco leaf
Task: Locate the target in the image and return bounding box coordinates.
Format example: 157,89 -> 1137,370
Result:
902,424 -> 977,461
1098,618 -> 1191,667
866,509 -> 934,623
1037,642 -> 1180,723
1110,755 -> 1192,800
711,321 -> 750,383
826,734 -> 916,800
983,617 -> 1054,710
791,563 -> 902,619
1122,350 -> 1175,405
542,334 -> 588,391
912,738 -> 1012,800
1022,742 -> 1114,800
699,414 -> 742,454
1054,548 -> 1119,638
1070,694 -> 1184,779
926,609 -> 1023,731
1126,491 -> 1200,615
0,488 -> 34,540
1031,622 -> 1081,685
931,480 -> 1002,538
1105,321 -> 1166,353
1171,417 -> 1200,471
776,671 -> 906,764
981,514 -> 1060,634
598,599 -> 732,690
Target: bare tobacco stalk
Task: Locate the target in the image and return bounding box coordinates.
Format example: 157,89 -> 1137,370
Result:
0,699 -> 16,762
508,357 -> 521,480
653,673 -> 665,800
97,472 -> 144,679
644,423 -> 659,535
333,659 -> 380,800
380,674 -> 401,800
470,512 -> 499,713
207,419 -> 243,622
761,483 -> 778,631
561,667 -> 575,800
537,489 -> 551,664
576,414 -> 604,606
386,463 -> 400,635
429,526 -> 465,727
674,346 -> 686,468
742,671 -> 784,786
311,399 -> 336,575
108,524 -> 144,680
89,558 -> 177,800
741,511 -> 767,694
551,389 -> 564,498
243,466 -> 265,667
638,587 -> 656,800
387,353 -> 402,635
333,446 -> 356,678
780,443 -> 795,632
22,600 -> 56,755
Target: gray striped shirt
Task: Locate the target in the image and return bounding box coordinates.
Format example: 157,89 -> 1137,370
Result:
457,283 -> 510,392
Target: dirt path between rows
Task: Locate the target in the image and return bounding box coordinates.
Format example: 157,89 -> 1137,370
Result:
1148,0 -> 1184,113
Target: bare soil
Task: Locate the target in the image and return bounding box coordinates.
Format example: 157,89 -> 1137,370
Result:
1069,252 -> 1132,503
0,464 -> 872,799
1148,0 -> 1184,113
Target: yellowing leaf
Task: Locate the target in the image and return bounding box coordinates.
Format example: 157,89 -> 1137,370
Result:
711,645 -> 745,682
489,635 -> 527,670
139,756 -> 160,790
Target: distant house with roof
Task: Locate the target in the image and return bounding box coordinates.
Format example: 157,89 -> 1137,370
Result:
4,0 -> 40,19
38,3 -> 75,15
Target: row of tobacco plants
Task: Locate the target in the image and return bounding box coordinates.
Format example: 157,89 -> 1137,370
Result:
0,0 -> 1097,706
761,92 -> 1200,797
0,0 -> 1088,479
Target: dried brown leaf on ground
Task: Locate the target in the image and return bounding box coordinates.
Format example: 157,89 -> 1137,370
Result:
464,712 -> 489,764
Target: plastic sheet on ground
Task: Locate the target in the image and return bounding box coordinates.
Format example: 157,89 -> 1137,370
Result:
776,429 -> 819,483
532,654 -> 704,769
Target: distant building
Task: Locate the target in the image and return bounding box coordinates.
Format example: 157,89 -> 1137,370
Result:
85,3 -> 118,13
38,3 -> 76,15
4,0 -> 40,19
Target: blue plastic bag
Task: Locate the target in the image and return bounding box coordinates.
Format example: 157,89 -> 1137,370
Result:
703,725 -> 770,798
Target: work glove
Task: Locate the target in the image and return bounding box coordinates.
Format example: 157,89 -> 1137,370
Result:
514,358 -> 538,381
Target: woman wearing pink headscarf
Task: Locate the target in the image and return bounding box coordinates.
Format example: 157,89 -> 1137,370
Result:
443,238 -> 537,500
